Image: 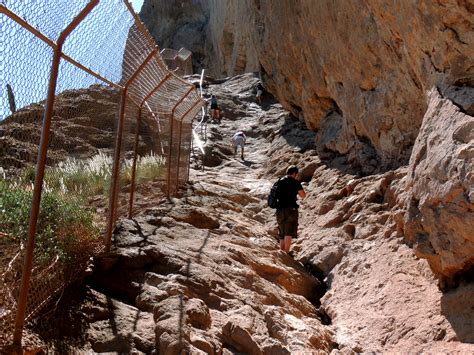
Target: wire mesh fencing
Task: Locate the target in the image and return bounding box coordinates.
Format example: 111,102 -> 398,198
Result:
161,47 -> 194,76
0,0 -> 203,348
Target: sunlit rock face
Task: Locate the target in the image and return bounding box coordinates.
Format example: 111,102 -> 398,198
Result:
404,88 -> 474,285
140,0 -> 473,170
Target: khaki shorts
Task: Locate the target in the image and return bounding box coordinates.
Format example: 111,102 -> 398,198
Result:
233,136 -> 245,148
276,207 -> 298,239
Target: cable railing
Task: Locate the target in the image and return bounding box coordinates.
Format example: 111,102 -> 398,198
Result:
0,0 -> 203,349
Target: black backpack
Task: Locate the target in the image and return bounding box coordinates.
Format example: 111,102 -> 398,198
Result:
267,177 -> 283,209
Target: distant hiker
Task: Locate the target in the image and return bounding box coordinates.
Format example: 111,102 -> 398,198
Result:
269,165 -> 306,253
231,131 -> 247,159
210,94 -> 222,122
256,82 -> 265,104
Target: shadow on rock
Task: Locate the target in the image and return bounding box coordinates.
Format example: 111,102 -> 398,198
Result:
441,283 -> 474,342
281,115 -> 316,153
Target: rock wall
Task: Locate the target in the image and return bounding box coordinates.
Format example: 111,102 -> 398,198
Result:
405,88 -> 474,285
139,0 -> 210,70
140,0 -> 473,170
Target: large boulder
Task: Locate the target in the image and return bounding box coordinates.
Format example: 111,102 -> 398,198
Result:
404,88 -> 474,284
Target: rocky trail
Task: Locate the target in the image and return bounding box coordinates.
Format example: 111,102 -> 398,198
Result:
31,74 -> 473,354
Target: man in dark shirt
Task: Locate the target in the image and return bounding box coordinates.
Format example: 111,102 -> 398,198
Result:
276,165 -> 306,253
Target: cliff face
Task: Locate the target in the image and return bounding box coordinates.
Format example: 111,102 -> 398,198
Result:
140,0 -> 473,170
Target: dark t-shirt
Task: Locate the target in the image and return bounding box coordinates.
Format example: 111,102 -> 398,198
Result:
277,176 -> 303,209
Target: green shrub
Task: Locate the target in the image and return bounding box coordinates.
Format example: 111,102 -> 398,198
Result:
0,180 -> 100,266
0,180 -> 32,242
0,152 -> 164,267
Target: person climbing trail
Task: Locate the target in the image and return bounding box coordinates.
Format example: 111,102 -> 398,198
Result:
231,130 -> 247,159
210,94 -> 222,123
256,82 -> 265,104
271,165 -> 306,253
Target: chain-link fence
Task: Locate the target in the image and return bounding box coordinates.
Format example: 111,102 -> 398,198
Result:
161,47 -> 193,77
0,0 -> 203,348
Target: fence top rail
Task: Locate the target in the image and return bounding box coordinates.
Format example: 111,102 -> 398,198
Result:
1,0 -> 202,121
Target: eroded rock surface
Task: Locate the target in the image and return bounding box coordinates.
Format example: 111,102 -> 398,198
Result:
405,88 -> 474,284
141,0 -> 473,170
28,74 -> 473,353
0,85 -> 163,172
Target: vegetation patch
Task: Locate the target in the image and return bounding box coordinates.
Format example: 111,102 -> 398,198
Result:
0,152 -> 165,268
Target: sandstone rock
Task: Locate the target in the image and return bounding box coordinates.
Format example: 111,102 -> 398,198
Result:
24,73 -> 473,354
222,309 -> 263,354
85,291 -> 155,354
404,88 -> 474,283
168,206 -> 220,229
141,0 -> 473,170
0,85 -> 160,172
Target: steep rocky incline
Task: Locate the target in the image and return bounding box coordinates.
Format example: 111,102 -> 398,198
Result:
140,0 -> 473,171
32,74 -> 473,353
0,85 -> 160,172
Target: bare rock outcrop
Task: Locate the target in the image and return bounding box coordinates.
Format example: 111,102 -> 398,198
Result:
140,0 -> 473,170
139,1 -> 211,70
19,74 -> 473,353
0,85 -> 161,171
404,88 -> 474,285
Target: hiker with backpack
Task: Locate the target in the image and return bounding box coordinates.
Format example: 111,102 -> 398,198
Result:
268,165 -> 306,253
209,94 -> 222,122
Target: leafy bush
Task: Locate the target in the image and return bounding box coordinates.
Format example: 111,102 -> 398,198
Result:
0,180 -> 31,242
0,179 -> 100,266
1,152 -> 165,266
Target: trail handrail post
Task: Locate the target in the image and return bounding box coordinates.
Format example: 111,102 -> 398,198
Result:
12,0 -> 99,348
104,49 -> 157,251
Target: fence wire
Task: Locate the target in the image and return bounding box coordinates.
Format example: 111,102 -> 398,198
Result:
0,0 -> 202,348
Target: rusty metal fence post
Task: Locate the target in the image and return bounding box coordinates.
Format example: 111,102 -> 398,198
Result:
175,100 -> 203,193
1,1 -> 203,348
128,107 -> 142,219
105,50 -> 157,250
12,0 -> 100,346
166,86 -> 195,198
128,73 -> 172,218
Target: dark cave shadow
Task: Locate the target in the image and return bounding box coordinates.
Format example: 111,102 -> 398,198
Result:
258,94 -> 279,111
440,294 -> 474,343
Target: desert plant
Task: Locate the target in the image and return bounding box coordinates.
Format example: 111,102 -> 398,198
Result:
0,179 -> 32,241
0,151 -> 164,266
0,179 -> 100,266
44,152 -> 113,197
121,152 -> 166,185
